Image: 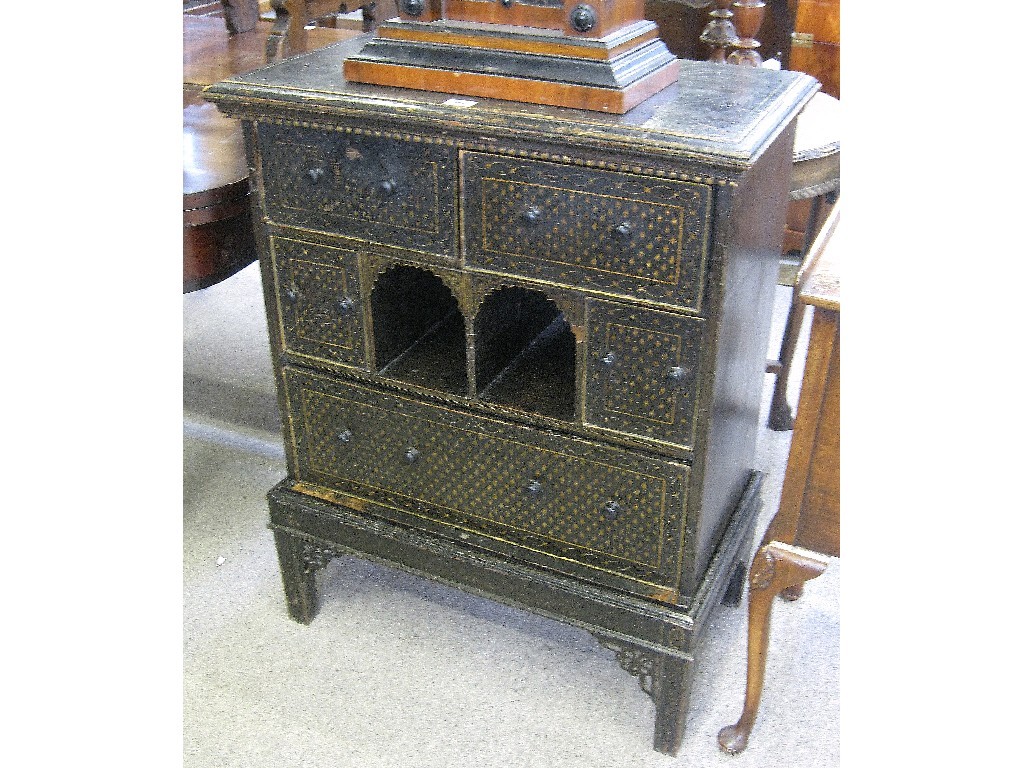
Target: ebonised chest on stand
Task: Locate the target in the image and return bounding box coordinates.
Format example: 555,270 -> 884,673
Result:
206,41 -> 816,755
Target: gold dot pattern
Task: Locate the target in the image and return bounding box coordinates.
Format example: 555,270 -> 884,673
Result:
586,302 -> 704,447
464,153 -> 711,310
258,124 -> 457,257
273,238 -> 365,368
296,381 -> 678,572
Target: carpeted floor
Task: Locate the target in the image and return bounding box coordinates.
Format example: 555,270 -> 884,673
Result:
183,261 -> 839,767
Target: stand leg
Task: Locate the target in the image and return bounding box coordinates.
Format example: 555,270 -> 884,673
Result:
717,541 -> 828,754
652,653 -> 696,755
272,529 -> 323,624
594,636 -> 697,757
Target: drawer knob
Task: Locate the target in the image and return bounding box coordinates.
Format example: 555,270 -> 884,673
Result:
613,222 -> 633,238
522,206 -> 543,225
283,286 -> 299,304
336,296 -> 356,315
501,0 -> 513,6
401,0 -> 424,15
666,365 -> 691,384
337,428 -> 354,444
603,501 -> 622,521
378,179 -> 398,197
403,447 -> 421,465
525,479 -> 543,496
306,167 -> 325,184
601,351 -> 617,367
569,4 -> 597,34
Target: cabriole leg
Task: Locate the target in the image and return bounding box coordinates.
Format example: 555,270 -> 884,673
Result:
717,541 -> 828,754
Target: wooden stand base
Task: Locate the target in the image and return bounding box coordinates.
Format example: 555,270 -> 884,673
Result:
267,470 -> 762,755
343,19 -> 680,113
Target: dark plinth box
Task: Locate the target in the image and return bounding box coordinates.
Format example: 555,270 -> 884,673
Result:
205,34 -> 817,754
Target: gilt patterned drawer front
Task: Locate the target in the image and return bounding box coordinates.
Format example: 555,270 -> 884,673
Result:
586,300 -> 705,447
285,367 -> 687,592
462,152 -> 713,311
258,124 -> 458,259
272,236 -> 366,369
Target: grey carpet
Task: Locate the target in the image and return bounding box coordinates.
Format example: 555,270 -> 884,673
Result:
184,261 -> 839,767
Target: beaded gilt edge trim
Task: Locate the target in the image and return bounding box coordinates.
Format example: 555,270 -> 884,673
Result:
256,116 -> 740,188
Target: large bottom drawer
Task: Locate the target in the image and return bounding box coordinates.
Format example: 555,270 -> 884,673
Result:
283,367 -> 689,599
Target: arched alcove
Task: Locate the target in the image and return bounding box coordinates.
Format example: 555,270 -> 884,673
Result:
474,286 -> 576,421
371,265 -> 467,394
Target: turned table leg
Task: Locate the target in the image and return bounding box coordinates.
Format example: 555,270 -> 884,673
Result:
717,540 -> 828,754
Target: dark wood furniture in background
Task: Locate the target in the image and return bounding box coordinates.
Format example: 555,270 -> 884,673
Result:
719,203 -> 840,754
643,0 -> 793,63
206,38 -> 816,755
788,0 -> 839,98
183,4 -> 363,292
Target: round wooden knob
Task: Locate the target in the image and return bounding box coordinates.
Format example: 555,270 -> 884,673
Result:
569,4 -> 597,33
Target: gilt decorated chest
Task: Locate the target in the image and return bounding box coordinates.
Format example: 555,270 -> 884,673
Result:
205,38 -> 817,755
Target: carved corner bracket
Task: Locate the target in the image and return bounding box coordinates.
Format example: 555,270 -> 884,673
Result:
300,539 -> 343,574
595,635 -> 657,699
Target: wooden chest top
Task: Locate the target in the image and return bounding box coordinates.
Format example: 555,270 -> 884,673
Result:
204,36 -> 818,174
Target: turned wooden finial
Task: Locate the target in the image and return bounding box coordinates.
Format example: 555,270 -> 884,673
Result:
700,0 -> 740,63
727,0 -> 766,66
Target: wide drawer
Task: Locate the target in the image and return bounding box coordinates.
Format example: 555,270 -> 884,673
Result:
462,152 -> 713,311
257,124 -> 458,259
284,367 -> 688,595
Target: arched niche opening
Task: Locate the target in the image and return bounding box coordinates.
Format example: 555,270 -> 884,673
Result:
474,286 -> 576,421
371,265 -> 467,395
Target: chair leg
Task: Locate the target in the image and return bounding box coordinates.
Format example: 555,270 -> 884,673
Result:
768,193 -> 830,431
717,541 -> 828,755
767,295 -> 806,431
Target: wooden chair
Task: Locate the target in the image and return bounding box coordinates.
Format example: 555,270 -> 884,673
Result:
719,203 -> 840,755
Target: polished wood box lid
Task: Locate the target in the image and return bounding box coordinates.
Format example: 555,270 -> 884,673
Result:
205,36 -> 819,173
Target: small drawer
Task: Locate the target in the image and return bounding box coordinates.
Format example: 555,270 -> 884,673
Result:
284,368 -> 687,595
258,124 -> 458,259
462,152 -> 712,311
585,300 -> 705,448
271,236 -> 366,369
